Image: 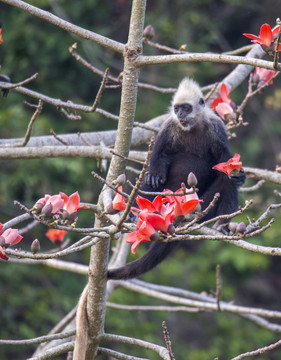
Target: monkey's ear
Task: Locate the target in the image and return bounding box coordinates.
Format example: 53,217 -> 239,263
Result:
199,97 -> 205,106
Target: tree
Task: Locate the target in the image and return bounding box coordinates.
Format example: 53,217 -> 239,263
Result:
0,0 -> 281,359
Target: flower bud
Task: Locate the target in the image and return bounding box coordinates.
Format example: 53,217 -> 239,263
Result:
236,222 -> 246,234
228,222 -> 238,234
112,173 -> 126,187
167,224 -> 175,235
187,172 -> 198,187
31,239 -> 40,254
252,73 -> 259,84
181,182 -> 187,192
41,203 -> 53,215
150,231 -> 160,242
143,25 -> 155,40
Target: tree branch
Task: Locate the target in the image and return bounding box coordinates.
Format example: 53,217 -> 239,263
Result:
0,0 -> 124,53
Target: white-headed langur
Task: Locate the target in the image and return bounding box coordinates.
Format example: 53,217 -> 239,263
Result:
108,78 -> 245,280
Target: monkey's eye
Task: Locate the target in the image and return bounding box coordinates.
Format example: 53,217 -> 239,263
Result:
199,98 -> 205,106
174,105 -> 179,113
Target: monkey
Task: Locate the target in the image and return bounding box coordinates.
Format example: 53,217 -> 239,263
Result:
107,77 -> 245,280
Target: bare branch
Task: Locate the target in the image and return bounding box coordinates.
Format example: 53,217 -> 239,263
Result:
0,329 -> 75,346
162,321 -> 175,360
102,333 -> 171,360
273,18 -> 281,69
98,347 -> 149,360
117,280 -> 281,319
231,338 -> 281,360
0,0 -> 124,53
137,52 -> 281,71
216,264 -> 222,312
106,302 -> 200,312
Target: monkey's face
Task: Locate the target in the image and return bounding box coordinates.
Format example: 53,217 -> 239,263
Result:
173,97 -> 205,131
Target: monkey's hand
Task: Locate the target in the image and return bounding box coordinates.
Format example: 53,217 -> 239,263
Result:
230,168 -> 245,188
144,172 -> 166,189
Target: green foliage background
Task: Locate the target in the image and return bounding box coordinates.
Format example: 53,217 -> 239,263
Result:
0,0 -> 281,359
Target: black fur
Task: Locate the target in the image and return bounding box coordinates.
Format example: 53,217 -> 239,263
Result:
108,80 -> 245,280
0,74 -> 11,97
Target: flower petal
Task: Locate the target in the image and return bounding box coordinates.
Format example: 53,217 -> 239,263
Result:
259,23 -> 273,47
136,196 -> 156,212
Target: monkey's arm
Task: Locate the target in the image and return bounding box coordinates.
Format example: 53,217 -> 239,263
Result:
144,125 -> 174,189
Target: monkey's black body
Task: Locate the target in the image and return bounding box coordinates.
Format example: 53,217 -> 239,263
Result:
107,78 -> 245,280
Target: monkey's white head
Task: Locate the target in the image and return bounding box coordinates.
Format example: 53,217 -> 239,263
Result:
171,78 -> 207,131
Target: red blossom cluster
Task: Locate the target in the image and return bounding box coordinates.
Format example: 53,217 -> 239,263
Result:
33,191 -> 88,226
0,224 -> 23,260
212,154 -> 242,176
252,67 -> 275,87
46,229 -> 68,245
112,187 -> 202,254
243,23 -> 281,54
211,83 -> 236,122
33,191 -> 88,246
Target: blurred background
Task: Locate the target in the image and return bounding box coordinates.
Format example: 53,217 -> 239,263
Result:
0,0 -> 281,359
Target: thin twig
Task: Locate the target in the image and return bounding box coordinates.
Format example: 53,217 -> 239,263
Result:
91,170 -> 130,198
50,129 -> 69,145
115,136 -> 155,230
273,18 -> 281,69
162,321 -> 175,360
133,121 -> 159,133
143,38 -> 186,54
216,265 -> 221,312
175,193 -> 221,233
236,71 -> 280,115
90,68 -> 109,112
21,99 -> 43,147
231,338 -> 281,360
0,329 -> 75,346
0,72 -> 39,89
239,180 -> 266,192
111,150 -> 145,165
106,302 -> 200,312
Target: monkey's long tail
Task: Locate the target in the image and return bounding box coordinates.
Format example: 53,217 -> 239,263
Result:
107,241 -> 179,280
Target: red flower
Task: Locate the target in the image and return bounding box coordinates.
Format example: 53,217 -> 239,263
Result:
127,195 -> 175,254
59,191 -> 89,224
135,194 -> 165,213
211,83 -> 232,110
39,194 -> 64,215
253,67 -> 275,85
127,221 -> 159,254
211,83 -> 236,121
0,226 -> 23,261
46,229 -> 67,245
212,154 -> 242,176
243,24 -> 281,52
112,186 -> 127,211
139,207 -> 175,234
164,189 -> 202,218
215,102 -> 235,120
